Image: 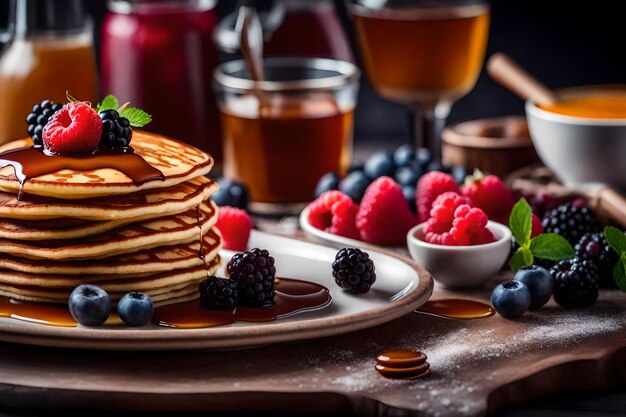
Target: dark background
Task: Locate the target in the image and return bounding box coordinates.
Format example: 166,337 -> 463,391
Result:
4,0 -> 626,144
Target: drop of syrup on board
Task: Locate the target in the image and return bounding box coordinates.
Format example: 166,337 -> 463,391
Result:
417,299 -> 495,320
0,278 -> 331,328
375,349 -> 431,380
0,146 -> 164,199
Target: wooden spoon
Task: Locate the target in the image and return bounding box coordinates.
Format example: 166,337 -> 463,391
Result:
236,6 -> 265,83
487,52 -> 560,105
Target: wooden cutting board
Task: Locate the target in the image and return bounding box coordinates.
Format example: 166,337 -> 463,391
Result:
0,268 -> 625,417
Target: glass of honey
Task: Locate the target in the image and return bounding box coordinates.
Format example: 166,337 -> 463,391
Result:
350,0 -> 490,160
213,57 -> 359,213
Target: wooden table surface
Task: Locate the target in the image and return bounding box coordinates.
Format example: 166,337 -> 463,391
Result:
0,218 -> 625,417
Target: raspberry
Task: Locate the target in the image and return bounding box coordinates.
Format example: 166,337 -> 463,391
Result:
531,213 -> 543,238
332,248 -> 376,293
307,190 -> 359,239
462,171 -> 515,224
199,276 -> 238,310
356,176 -> 416,245
416,171 -> 460,223
42,102 -> 102,155
216,206 -> 253,251
227,248 -> 276,306
425,204 -> 495,246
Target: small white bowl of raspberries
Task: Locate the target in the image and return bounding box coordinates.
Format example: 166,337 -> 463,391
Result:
407,174 -> 513,289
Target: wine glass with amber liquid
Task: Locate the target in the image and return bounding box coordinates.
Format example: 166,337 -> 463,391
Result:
350,0 -> 490,160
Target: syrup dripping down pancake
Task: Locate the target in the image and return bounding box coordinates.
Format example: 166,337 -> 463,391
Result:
0,175 -> 217,222
0,132 -> 214,199
0,201 -> 217,260
0,228 -> 222,276
0,255 -> 221,306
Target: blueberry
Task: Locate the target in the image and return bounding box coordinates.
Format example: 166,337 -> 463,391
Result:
452,166 -> 469,184
117,292 -> 154,327
416,148 -> 431,169
32,104 -> 41,114
68,284 -> 112,326
514,265 -> 553,310
401,185 -> 416,213
40,99 -> 52,110
339,170 -> 371,203
41,108 -> 52,118
490,280 -> 531,319
26,113 -> 37,125
393,144 -> 417,167
364,152 -> 396,179
51,103 -> 64,113
36,114 -> 46,125
212,178 -> 249,209
27,124 -> 35,136
395,166 -> 422,186
426,161 -> 452,174
315,172 -> 340,198
34,125 -> 43,137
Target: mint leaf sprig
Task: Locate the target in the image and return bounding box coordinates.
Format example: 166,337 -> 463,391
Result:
96,94 -> 152,128
508,198 -> 574,271
603,226 -> 626,291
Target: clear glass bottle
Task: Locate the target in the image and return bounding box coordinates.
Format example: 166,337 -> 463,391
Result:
0,0 -> 98,145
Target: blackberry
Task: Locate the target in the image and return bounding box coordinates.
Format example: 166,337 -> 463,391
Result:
226,248 -> 276,306
550,257 -> 599,308
575,232 -> 619,288
98,109 -> 132,149
332,248 -> 376,293
26,99 -> 64,147
199,276 -> 238,310
542,202 -> 600,245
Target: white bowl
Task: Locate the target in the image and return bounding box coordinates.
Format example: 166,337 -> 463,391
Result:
406,221 -> 512,289
526,85 -> 626,191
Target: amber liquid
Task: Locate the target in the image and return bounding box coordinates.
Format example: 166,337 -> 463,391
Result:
0,35 -> 98,144
0,278 -> 331,329
221,96 -> 353,204
375,349 -> 431,380
538,93 -> 626,119
353,4 -> 490,105
418,299 -> 495,320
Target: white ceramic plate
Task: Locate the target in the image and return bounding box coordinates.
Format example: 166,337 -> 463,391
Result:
0,231 -> 433,351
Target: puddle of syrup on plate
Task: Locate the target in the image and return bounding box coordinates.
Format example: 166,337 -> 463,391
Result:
0,278 -> 331,329
375,349 -> 431,380
417,299 -> 495,320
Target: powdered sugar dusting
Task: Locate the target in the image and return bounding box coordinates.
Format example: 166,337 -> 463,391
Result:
309,307 -> 626,416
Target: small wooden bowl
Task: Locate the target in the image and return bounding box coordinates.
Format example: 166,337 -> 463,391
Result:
442,116 -> 540,178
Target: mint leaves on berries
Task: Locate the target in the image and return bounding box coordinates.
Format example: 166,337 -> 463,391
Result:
508,198 -> 574,271
603,225 -> 626,291
96,94 -> 152,127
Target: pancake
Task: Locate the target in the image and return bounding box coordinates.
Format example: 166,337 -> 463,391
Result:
0,228 -> 222,276
0,256 -> 221,306
0,131 -> 214,199
0,200 -> 217,260
0,175 -> 217,222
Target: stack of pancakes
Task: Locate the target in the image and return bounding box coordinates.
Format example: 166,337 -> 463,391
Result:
0,132 -> 221,306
